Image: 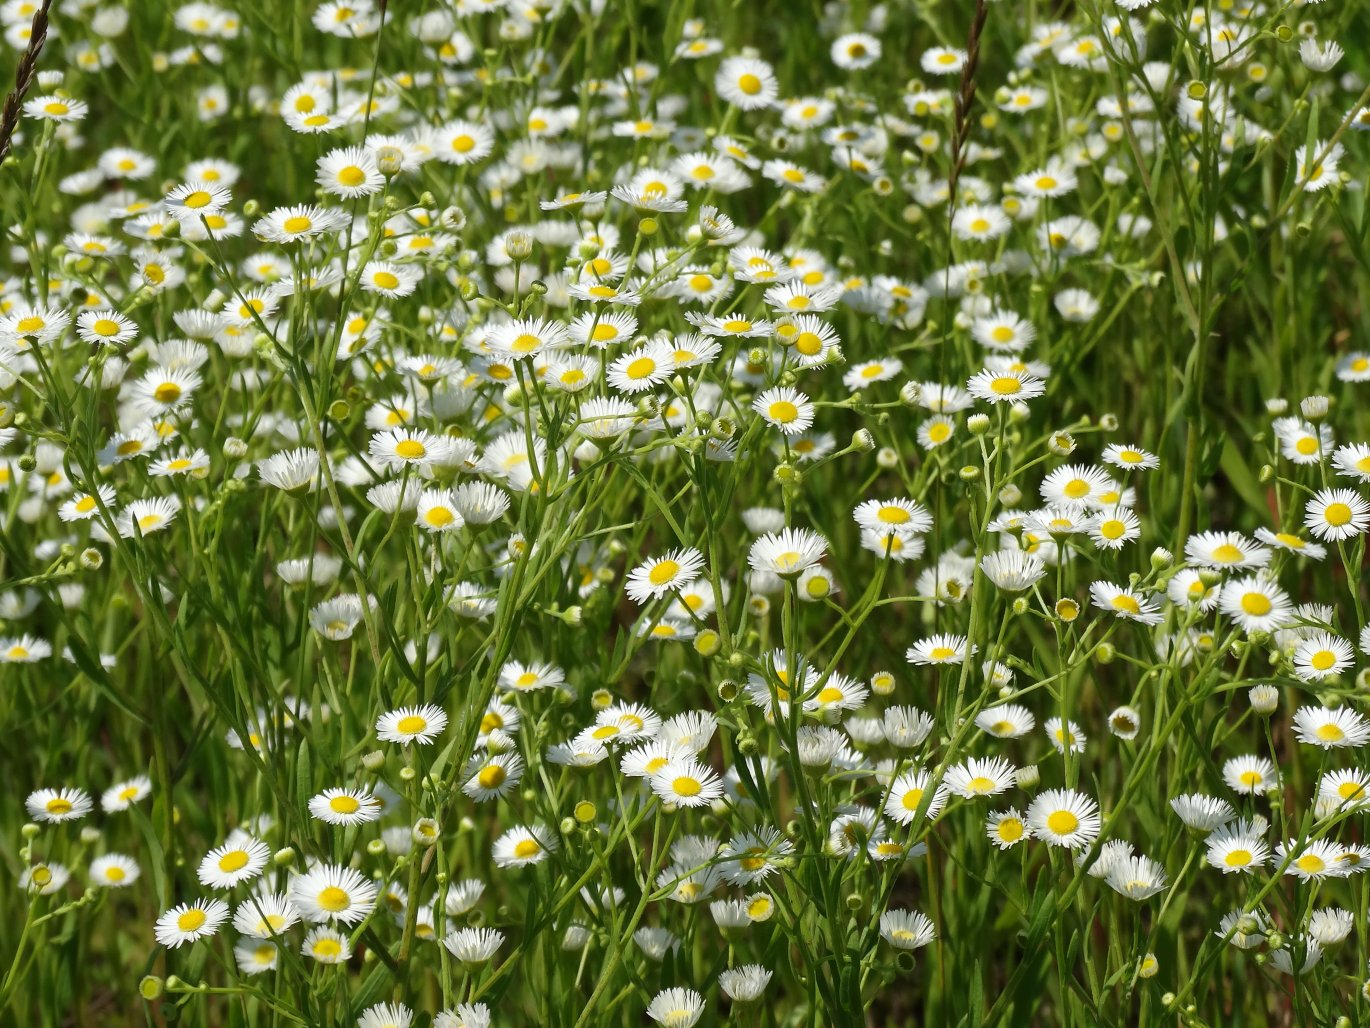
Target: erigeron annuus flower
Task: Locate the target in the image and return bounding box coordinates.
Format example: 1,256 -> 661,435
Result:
309,787 -> 382,826
1304,488 -> 1370,542
883,769 -> 947,826
492,824 -> 556,867
233,893 -> 301,938
316,145 -> 384,198
368,427 -> 453,470
715,55 -> 778,110
1276,839 -> 1348,881
906,633 -> 974,666
76,309 -> 138,347
1222,755 -> 1278,795
964,367 -> 1046,405
625,548 -> 706,604
987,809 -> 1030,849
26,787 -> 92,823
1169,794 -> 1234,832
1217,575 -> 1292,633
155,899 -> 230,948
1026,789 -> 1101,849
90,853 -> 141,888
101,775 -> 151,812
652,760 -> 724,808
24,94 -> 89,121
290,863 -> 379,924
976,703 -> 1034,739
253,203 -> 347,243
1292,705 -> 1370,750
748,527 -> 826,577
980,549 -> 1046,592
1319,769 -> 1370,811
376,704 -> 447,744
197,835 -> 270,889
165,180 -> 232,221
753,386 -> 815,435
879,909 -> 936,950
461,752 -> 524,802
302,925 -> 351,963
58,484 -> 116,522
945,757 -> 1017,799
1292,632 -> 1355,681
1089,581 -> 1163,625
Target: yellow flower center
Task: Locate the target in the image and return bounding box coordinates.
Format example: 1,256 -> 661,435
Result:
1046,811 -> 1078,835
177,909 -> 207,932
1323,502 -> 1353,526
317,886 -> 350,912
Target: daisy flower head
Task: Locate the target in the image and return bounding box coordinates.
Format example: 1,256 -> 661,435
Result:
853,497 -> 933,535
753,386 -> 815,435
154,898 -> 230,948
748,527 -> 826,577
308,787 -> 383,826
1206,827 -> 1269,874
90,853 -> 141,888
969,367 -> 1041,405
165,180 -> 232,222
906,633 -> 973,666
25,94 -> 88,121
197,835 -> 270,889
647,987 -> 705,1028
316,145 -> 385,198
376,704 -> 448,744
879,909 -> 937,950
102,775 -> 151,812
1089,581 -> 1163,625
883,769 -> 947,826
1304,488 -> 1370,542
980,549 -> 1046,592
1184,530 -> 1270,570
987,808 -> 1030,849
1292,705 -> 1370,750
1292,632 -> 1355,681
1276,839 -> 1347,880
233,893 -> 301,938
715,56 -> 778,110
652,760 -> 724,808
493,824 -> 557,867
26,787 -> 93,823
1102,443 -> 1159,471
944,756 -> 1017,799
625,548 -> 706,604
831,32 -> 881,69
290,863 -> 379,924
76,309 -> 138,347
252,204 -> 347,244
1217,575 -> 1293,634
921,46 -> 967,75
1027,789 -> 1101,849
461,752 -> 525,802
1222,755 -> 1278,795
368,427 -> 453,470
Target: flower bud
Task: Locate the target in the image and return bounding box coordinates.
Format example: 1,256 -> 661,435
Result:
876,447 -> 898,469
1048,431 -> 1076,456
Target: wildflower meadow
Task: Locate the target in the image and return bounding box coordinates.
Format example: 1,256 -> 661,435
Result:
3,0 -> 1370,1023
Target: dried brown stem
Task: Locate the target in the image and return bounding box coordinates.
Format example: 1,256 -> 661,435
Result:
948,0 -> 989,201
0,0 -> 54,164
